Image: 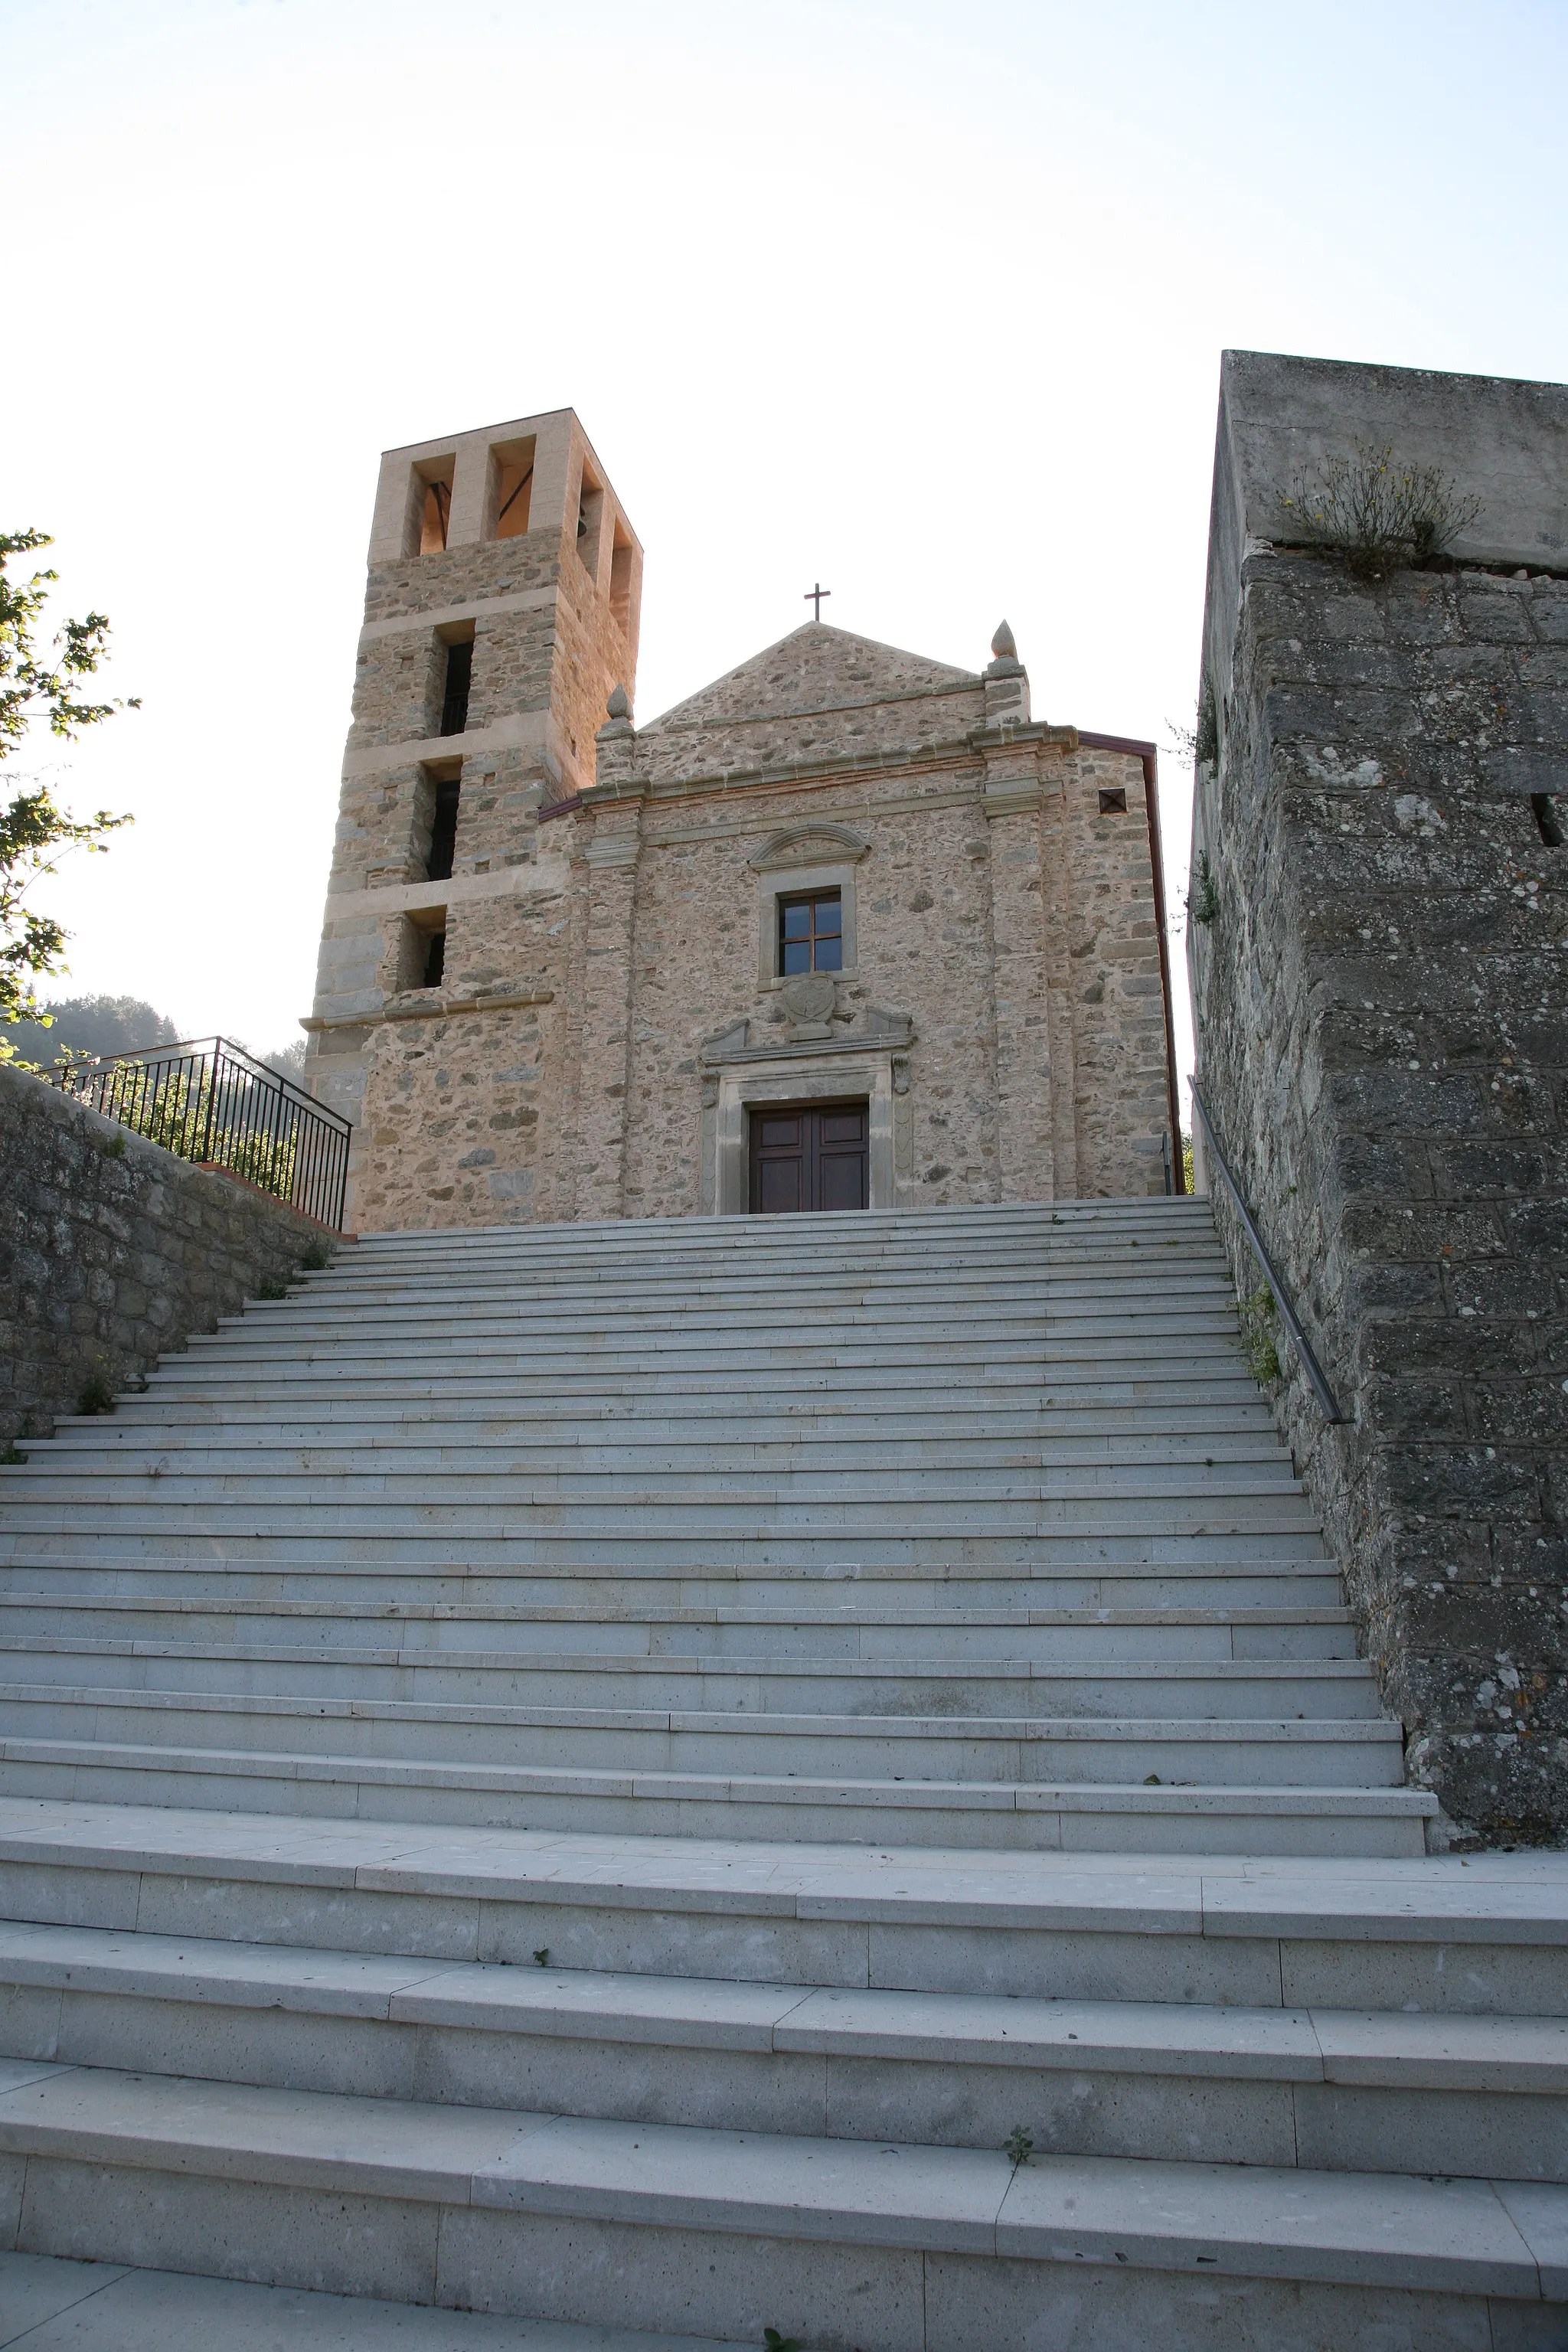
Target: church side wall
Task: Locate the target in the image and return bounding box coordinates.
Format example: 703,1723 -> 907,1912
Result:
1192,545 -> 1568,1845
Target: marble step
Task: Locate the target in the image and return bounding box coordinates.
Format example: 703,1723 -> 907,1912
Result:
0,1575 -> 1347,1625
0,1642 -> 1385,1720
0,1596 -> 1365,1661
0,1739 -> 1429,1854
2,1919 -> 1563,2177
0,2251 -> 746,2352
0,1684 -> 1406,1785
19,1805 -> 1563,2012
0,1566 -> 1345,1619
77,1374 -> 1278,1415
23,1400 -> 1285,1441
3,1420 -> 1297,1458
0,2056 -> 1558,2348
0,1485 -> 1326,1536
211,1289 -> 1243,1335
0,1468 -> 1313,1513
300,1232 -> 1223,1268
165,1324 -> 1249,1369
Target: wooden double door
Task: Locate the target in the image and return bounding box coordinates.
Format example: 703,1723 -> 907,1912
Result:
749,1099 -> 869,1214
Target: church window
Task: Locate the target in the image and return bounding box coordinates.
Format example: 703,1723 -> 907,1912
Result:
439,635 -> 473,737
425,772 -> 462,881
779,891 -> 843,975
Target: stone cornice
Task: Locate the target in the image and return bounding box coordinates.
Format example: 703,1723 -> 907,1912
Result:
303,984 -> 554,1034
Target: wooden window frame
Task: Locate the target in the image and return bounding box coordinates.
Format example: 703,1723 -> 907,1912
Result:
777,889 -> 844,977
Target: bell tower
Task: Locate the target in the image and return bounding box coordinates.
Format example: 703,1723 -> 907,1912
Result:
302,408 -> 642,1177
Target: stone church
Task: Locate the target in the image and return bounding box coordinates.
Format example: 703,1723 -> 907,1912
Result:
304,407 -> 1184,1227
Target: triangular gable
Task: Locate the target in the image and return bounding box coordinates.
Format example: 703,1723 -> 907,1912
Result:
642,622 -> 978,737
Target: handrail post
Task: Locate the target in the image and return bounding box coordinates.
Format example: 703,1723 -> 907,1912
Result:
1189,1080 -> 1347,1425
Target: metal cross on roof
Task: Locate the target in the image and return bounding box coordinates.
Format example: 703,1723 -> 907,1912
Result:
803,583 -> 831,621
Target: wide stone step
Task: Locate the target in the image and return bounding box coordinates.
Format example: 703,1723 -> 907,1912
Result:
3,1918 -> 1563,2178
6,1433 -> 1295,1475
0,1642 -> 1384,1719
0,1737 -> 1428,1854
24,1400 -> 1283,1442
0,1685 -> 1406,1786
12,1805 -> 1558,2012
0,1596 -> 1364,1661
213,1292 -> 1243,1338
0,1564 -> 1345,1624
0,2252 -> 745,2352
0,1485 -> 1325,1537
84,1371 -> 1277,1413
0,2057 -> 1557,2347
0,1468 -> 1312,1513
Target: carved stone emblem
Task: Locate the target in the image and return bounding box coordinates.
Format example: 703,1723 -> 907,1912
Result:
779,973 -> 838,1034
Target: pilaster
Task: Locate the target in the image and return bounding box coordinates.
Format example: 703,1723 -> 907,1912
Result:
981,736 -> 1057,1202
573,782 -> 646,1220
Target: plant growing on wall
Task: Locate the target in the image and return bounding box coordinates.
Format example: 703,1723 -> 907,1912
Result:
1279,443 -> 1480,579
0,529 -> 137,1053
1240,1286 -> 1282,1384
1186,851 -> 1220,927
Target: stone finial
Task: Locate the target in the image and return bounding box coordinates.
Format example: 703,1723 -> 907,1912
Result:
596,683 -> 635,742
986,621 -> 1024,680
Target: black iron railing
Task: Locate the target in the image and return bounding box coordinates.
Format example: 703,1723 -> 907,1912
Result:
50,1036 -> 352,1231
1189,1080 -> 1346,1424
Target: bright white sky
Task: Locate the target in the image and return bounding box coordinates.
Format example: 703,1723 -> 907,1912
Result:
6,0 -> 1566,1080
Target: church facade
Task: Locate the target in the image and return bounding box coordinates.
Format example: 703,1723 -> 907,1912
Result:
303,408 -> 1184,1229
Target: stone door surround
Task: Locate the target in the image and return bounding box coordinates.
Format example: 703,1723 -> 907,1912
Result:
703,1047 -> 901,1214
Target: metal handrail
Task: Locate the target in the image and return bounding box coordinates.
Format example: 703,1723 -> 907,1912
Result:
1189,1080 -> 1347,1424
48,1035 -> 352,1231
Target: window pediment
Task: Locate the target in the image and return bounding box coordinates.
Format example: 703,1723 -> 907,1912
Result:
747,825 -> 869,872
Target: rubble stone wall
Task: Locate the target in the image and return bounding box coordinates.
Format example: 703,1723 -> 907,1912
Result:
0,1063 -> 332,1452
1191,349 -> 1568,1844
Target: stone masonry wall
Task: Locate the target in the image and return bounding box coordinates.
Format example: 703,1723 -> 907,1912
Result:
1191,355 -> 1568,1844
306,410 -> 641,1197
0,1063 -> 335,1452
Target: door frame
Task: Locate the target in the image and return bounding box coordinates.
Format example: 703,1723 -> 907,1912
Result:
749,1096 -> 871,1214
706,1049 -> 900,1215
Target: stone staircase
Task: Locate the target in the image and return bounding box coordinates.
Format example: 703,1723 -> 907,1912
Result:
0,1200 -> 1562,2349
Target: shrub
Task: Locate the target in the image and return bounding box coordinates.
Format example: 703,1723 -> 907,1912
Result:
1279,443 -> 1479,579
76,1365 -> 116,1416
1187,851 -> 1220,928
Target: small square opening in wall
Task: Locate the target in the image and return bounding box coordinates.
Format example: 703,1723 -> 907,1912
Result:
396,910 -> 447,995
1098,787 -> 1129,815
